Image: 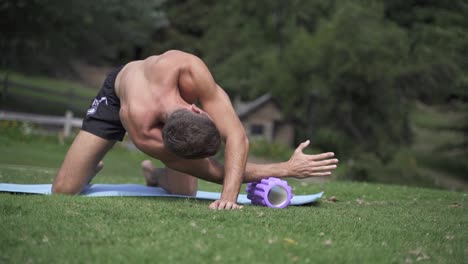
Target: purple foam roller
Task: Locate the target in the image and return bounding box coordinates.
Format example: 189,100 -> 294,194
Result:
246,177 -> 293,208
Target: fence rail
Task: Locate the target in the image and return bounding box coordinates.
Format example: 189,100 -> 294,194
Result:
11,81 -> 91,102
0,110 -> 83,137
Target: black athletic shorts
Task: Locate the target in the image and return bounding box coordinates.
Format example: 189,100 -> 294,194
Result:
81,66 -> 126,141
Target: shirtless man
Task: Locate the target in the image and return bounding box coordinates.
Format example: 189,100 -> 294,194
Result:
52,50 -> 339,210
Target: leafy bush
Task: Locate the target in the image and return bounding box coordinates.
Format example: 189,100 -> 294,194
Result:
248,139 -> 295,161
338,149 -> 458,190
0,120 -> 74,145
247,139 -> 323,162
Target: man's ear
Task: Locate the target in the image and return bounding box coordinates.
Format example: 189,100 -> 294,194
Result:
190,104 -> 202,114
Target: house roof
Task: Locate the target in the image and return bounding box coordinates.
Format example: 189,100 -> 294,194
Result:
235,93 -> 277,119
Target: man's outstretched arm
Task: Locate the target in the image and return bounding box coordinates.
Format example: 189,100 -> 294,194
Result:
244,140 -> 338,181
164,140 -> 338,188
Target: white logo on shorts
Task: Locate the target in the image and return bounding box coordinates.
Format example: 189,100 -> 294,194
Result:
87,97 -> 108,116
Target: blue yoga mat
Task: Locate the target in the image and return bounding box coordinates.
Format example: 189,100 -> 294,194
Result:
0,183 -> 323,205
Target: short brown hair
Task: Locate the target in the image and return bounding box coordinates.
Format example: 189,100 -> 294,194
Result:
162,109 -> 221,159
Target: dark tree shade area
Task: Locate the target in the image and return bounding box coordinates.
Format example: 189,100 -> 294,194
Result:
0,0 -> 167,73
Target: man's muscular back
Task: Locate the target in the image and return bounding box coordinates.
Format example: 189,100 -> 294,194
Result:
114,51 -> 211,160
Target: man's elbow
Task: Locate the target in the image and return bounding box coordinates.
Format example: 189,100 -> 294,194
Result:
131,136 -> 146,152
224,132 -> 249,154
239,133 -> 249,152
131,133 -> 156,153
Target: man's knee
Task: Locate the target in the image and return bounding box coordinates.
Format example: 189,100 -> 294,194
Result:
51,175 -> 82,195
51,184 -> 80,195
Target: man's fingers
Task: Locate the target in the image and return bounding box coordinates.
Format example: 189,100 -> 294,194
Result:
295,140 -> 310,153
311,172 -> 332,176
209,200 -> 224,210
311,158 -> 339,166
312,165 -> 337,172
217,200 -> 227,210
293,166 -> 336,177
209,200 -> 243,210
294,171 -> 331,178
226,203 -> 243,210
224,202 -> 243,210
224,202 -> 233,210
218,201 -> 232,210
209,201 -> 219,209
310,152 -> 335,161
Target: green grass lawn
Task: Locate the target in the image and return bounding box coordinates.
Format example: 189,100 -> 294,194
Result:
1,129 -> 467,263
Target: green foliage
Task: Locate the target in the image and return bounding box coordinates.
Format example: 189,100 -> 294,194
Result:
314,128 -> 353,157
0,120 -> 72,146
410,103 -> 468,183
297,2 -> 412,160
0,0 -> 167,73
383,0 -> 468,103
342,150 -> 430,187
340,103 -> 468,190
248,139 -> 295,162
156,0 -> 468,162
0,120 -> 33,142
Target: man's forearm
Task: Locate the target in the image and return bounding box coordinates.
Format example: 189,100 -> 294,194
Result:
202,141 -> 337,183
243,162 -> 290,182
220,138 -> 248,201
198,159 -> 290,184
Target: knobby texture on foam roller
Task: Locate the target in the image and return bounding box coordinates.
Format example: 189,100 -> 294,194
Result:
246,177 -> 293,209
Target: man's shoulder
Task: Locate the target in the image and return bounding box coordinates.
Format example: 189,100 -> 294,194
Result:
153,50 -> 203,67
160,50 -> 197,59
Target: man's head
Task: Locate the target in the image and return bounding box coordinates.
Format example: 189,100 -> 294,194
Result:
162,108 -> 221,159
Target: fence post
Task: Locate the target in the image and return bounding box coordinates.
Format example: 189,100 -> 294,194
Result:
64,110 -> 73,138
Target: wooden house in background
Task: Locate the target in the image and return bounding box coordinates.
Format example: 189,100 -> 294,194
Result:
234,93 -> 294,147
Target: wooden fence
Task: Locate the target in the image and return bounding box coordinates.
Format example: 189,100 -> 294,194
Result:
0,110 -> 83,138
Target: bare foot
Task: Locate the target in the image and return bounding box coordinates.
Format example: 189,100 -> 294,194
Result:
87,161 -> 104,184
141,160 -> 163,187
95,161 -> 104,173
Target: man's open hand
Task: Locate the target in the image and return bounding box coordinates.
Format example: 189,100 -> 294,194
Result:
209,199 -> 243,210
287,140 -> 339,178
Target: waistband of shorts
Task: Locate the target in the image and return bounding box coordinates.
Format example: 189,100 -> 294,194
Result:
106,65 -> 125,90
99,66 -> 124,103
